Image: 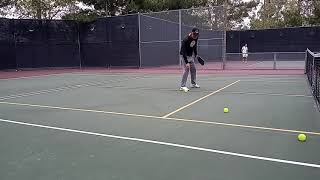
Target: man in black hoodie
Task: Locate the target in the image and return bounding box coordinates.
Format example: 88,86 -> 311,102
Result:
179,28 -> 200,92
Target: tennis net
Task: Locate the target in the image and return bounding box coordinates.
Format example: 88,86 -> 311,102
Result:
305,49 -> 320,109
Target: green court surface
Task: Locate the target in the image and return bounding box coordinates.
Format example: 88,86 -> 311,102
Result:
0,73 -> 319,180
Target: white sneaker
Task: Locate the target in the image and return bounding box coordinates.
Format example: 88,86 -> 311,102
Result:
192,84 -> 200,88
180,87 -> 189,92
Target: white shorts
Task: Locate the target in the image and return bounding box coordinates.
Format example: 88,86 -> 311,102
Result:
242,53 -> 248,58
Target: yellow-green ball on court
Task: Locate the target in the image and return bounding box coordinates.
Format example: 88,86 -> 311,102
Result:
224,107 -> 229,113
298,134 -> 307,142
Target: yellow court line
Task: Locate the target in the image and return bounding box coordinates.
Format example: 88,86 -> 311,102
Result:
162,80 -> 240,118
0,101 -> 319,136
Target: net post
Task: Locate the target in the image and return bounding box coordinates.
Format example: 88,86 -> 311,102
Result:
179,9 -> 182,68
312,55 -> 316,93
304,49 -> 308,74
316,60 -> 319,101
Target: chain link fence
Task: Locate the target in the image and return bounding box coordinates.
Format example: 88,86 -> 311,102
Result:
139,6 -> 226,69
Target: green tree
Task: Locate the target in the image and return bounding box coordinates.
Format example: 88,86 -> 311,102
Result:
62,9 -> 99,22
281,10 -> 303,27
11,0 -> 78,19
124,0 -> 259,30
250,0 -> 286,29
69,0 -> 258,30
306,1 -> 320,25
226,0 -> 259,30
79,0 -> 128,16
250,0 -> 320,29
0,0 -> 13,7
0,0 -> 14,16
77,0 -> 208,15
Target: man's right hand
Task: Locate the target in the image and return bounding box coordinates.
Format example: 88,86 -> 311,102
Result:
186,63 -> 190,68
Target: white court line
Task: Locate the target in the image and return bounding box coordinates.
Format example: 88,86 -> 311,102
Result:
0,77 -> 143,101
162,80 -> 240,118
99,86 -> 312,99
228,80 -> 307,83
200,79 -> 306,84
0,82 -> 108,101
221,91 -> 312,98
0,118 -> 319,168
65,73 -> 145,77
0,84 -> 97,101
245,61 -> 266,68
0,71 -> 147,81
200,77 -> 306,82
0,73 -> 70,81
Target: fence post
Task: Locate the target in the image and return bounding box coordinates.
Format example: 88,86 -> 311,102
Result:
179,9 -> 182,68
77,22 -> 82,69
138,13 -> 142,68
273,53 -> 276,70
222,2 -> 227,70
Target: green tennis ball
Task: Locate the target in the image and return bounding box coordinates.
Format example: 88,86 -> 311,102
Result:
224,107 -> 229,113
298,134 -> 307,142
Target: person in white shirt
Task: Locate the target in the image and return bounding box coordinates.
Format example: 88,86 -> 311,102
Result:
241,44 -> 248,63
